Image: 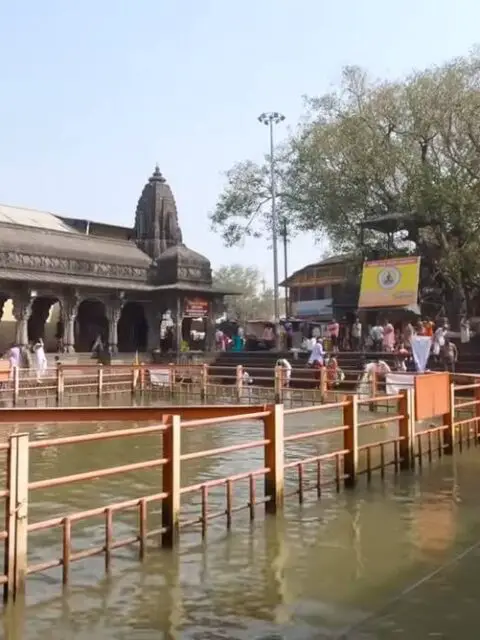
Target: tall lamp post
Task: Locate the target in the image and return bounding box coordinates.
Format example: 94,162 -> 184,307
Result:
258,111 -> 285,340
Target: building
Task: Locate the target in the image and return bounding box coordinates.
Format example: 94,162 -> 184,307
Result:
281,255 -> 359,321
0,166 -> 230,354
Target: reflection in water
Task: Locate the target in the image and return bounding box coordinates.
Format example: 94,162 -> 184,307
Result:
1,410 -> 480,638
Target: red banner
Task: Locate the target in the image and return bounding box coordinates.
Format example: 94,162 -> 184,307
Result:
184,298 -> 209,318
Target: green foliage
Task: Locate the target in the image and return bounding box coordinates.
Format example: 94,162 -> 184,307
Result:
213,264 -> 275,323
211,50 -> 480,315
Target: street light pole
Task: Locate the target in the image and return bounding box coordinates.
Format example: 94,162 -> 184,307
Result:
258,111 -> 285,341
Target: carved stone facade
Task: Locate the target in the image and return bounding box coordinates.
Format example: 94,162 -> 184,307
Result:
0,166 -> 230,353
0,252 -> 148,282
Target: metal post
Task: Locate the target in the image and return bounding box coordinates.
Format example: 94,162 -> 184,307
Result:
258,112 -> 285,348
282,218 -> 289,318
269,118 -> 280,328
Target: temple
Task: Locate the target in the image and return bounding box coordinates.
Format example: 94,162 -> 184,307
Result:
0,166 -> 230,354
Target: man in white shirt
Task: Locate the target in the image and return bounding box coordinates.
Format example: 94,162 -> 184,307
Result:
308,338 -> 325,366
276,358 -> 292,387
351,317 -> 362,351
370,324 -> 384,352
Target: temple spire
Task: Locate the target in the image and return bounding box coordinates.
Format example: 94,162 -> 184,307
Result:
149,164 -> 166,183
134,165 -> 183,260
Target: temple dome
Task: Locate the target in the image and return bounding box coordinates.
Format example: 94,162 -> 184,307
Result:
151,243 -> 212,286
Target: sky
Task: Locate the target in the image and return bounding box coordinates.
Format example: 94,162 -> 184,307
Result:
0,0 -> 479,284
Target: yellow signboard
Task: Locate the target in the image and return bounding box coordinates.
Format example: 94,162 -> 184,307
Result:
358,257 -> 420,308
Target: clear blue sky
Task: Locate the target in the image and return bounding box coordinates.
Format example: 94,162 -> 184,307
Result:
0,0 -> 478,283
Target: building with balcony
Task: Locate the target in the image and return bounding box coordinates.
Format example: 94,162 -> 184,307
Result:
281,255 -> 359,322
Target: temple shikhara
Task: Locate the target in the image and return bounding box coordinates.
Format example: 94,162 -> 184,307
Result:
0,166 -> 228,354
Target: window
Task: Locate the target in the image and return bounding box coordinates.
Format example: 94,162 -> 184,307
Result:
299,287 -> 315,301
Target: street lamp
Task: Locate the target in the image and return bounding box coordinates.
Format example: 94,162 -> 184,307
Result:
258,111 -> 285,341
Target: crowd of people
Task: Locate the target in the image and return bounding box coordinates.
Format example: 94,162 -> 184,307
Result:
301,316 -> 468,372
2,339 -> 48,381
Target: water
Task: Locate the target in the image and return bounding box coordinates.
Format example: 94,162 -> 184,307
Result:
1,401 -> 480,639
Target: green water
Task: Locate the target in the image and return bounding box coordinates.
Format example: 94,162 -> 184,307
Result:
0,399 -> 479,639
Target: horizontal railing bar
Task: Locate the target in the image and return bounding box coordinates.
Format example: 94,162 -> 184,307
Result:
284,401 -> 348,415
28,491 -> 168,531
180,439 -> 269,462
284,449 -> 348,470
358,414 -> 404,428
453,417 -> 480,428
415,425 -> 448,436
180,467 -> 269,494
357,437 -> 403,451
29,457 -> 168,491
29,424 -> 168,449
181,410 -> 270,428
284,425 -> 348,443
357,394 -> 403,406
454,399 -> 480,409
454,383 -> 480,391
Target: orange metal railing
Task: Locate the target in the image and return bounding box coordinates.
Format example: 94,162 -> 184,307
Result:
0,361 -> 384,408
0,378 -> 479,603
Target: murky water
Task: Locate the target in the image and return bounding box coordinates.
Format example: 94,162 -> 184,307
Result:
1,398 -> 480,639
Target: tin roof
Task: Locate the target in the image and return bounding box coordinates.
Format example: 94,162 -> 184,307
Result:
0,203 -> 76,233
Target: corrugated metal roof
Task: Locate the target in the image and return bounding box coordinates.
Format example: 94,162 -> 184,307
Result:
0,204 -> 76,233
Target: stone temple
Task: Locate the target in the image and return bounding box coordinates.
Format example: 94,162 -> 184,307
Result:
0,166 -> 229,354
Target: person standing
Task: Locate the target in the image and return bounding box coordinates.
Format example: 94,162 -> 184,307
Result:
460,317 -> 471,345
33,338 -> 48,383
307,337 -> 325,388
370,322 -> 384,352
382,319 -> 395,352
351,317 -> 362,352
276,358 -> 292,387
7,344 -> 20,380
328,318 -> 340,353
442,337 -> 458,372
433,322 -> 448,362
404,322 -> 414,348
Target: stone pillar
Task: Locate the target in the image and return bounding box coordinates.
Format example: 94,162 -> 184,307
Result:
12,292 -> 33,347
107,298 -> 124,354
62,294 -> 81,353
145,305 -> 161,351
205,299 -> 216,352
175,295 -> 183,352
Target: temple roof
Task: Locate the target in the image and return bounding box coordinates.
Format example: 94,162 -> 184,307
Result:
0,219 -> 151,268
155,243 -> 210,266
0,166 -> 218,294
0,203 -> 77,233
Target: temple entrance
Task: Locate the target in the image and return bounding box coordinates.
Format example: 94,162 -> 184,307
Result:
118,302 -> 148,352
28,297 -> 61,349
75,299 -> 108,352
181,317 -> 207,351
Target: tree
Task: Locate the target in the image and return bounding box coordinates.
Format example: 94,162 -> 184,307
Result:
211,50 -> 480,319
213,265 -> 275,323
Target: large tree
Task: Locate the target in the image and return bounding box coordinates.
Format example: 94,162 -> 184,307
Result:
210,51 -> 480,318
213,264 -> 276,323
